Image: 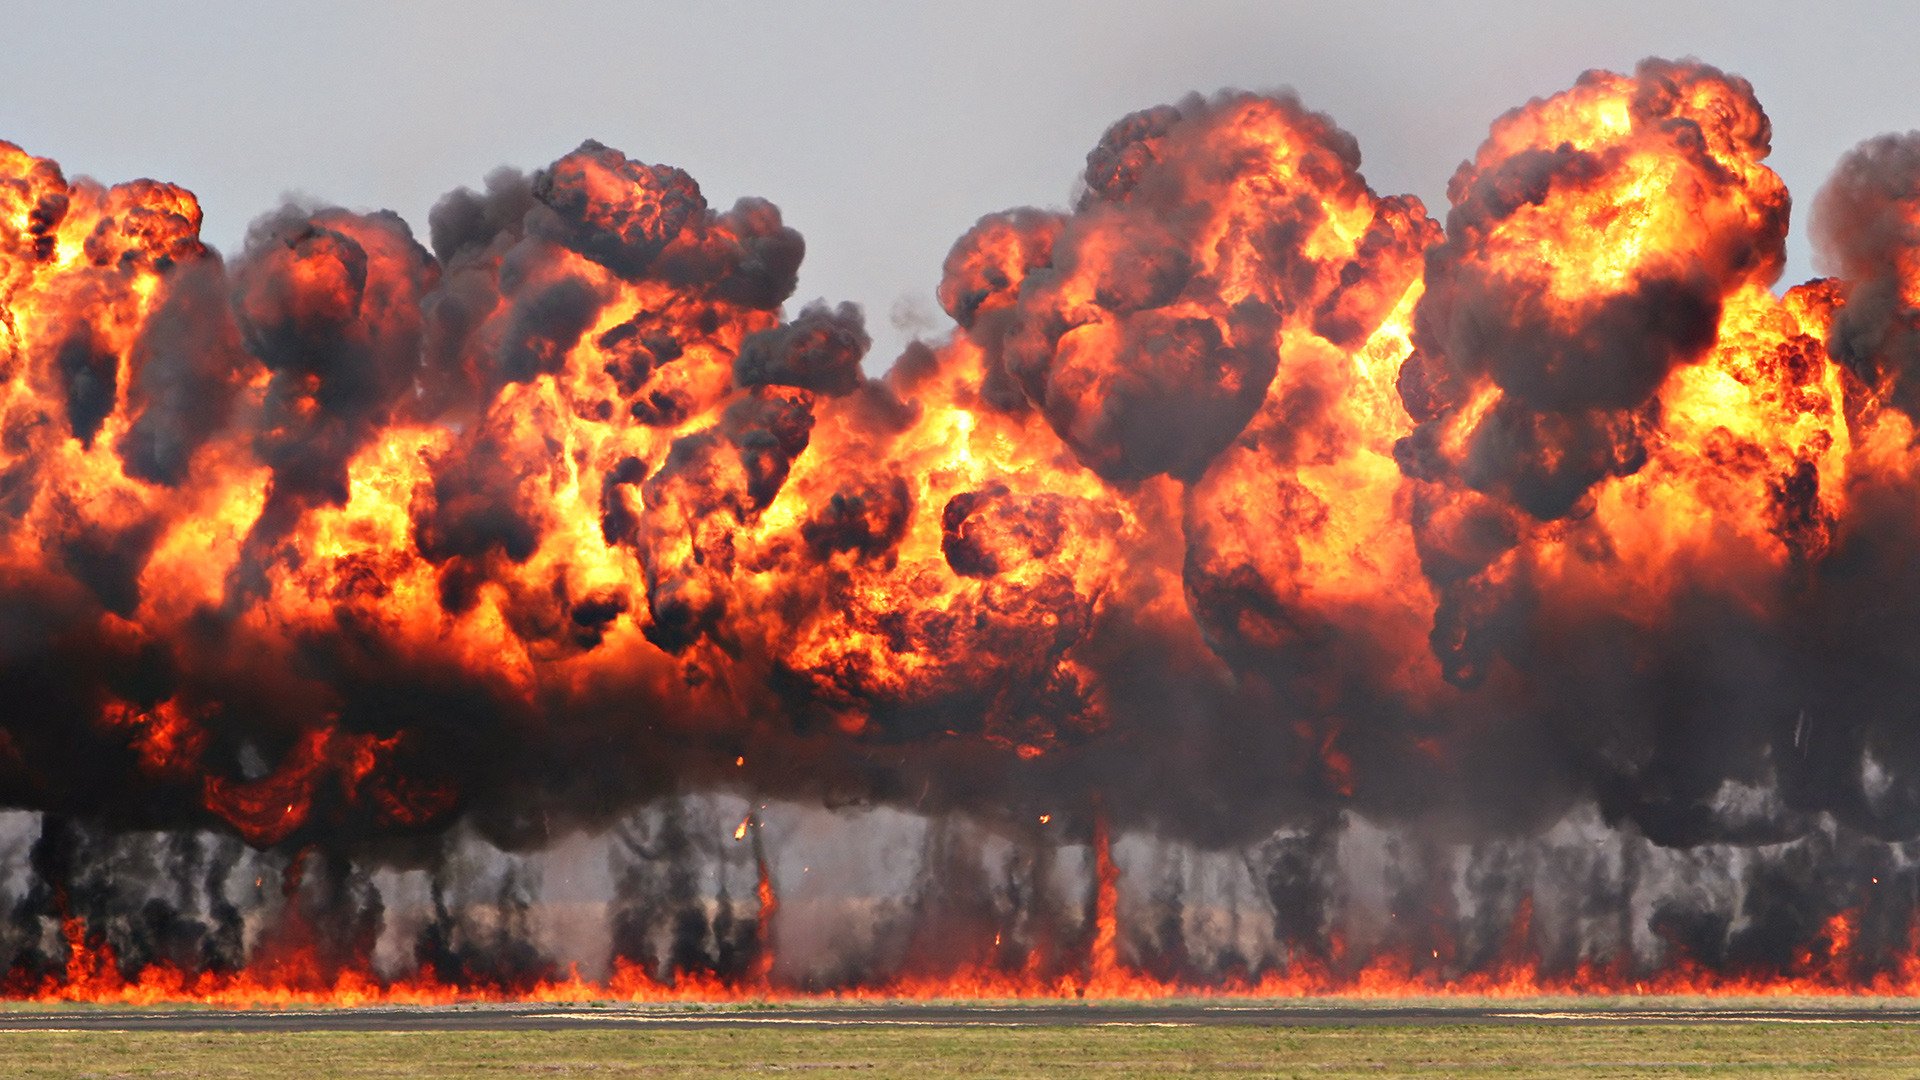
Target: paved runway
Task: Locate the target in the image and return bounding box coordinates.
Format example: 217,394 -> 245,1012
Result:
3,1001 -> 1919,1032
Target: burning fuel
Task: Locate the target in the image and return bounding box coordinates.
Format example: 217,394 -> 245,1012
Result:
9,57 -> 1920,1002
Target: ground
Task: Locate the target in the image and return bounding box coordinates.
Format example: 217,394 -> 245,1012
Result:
6,999 -> 1920,1078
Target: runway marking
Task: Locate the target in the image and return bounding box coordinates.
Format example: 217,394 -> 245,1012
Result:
0,1028 -> 93,1034
535,1011 -> 1207,1025
1500,1011 -> 1889,1024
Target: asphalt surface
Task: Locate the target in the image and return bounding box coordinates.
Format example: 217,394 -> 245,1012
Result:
3,1001 -> 1920,1031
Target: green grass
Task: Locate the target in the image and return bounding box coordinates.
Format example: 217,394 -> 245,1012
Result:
7,1023 -> 1920,1078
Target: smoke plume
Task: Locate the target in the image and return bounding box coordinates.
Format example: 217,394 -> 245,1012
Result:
8,57 -> 1920,998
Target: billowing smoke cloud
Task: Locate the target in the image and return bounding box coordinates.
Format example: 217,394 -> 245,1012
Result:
12,56 -> 1920,997
1816,132 -> 1920,419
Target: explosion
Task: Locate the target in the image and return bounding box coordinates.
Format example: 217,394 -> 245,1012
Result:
9,57 -> 1920,1002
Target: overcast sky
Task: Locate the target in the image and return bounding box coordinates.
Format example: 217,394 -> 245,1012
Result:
7,1 -> 1917,366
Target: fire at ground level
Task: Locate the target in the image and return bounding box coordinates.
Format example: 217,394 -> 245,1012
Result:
15,801 -> 1920,1007
6,998 -> 1920,1031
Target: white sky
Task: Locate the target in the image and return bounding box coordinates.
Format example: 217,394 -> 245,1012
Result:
6,1 -> 1916,366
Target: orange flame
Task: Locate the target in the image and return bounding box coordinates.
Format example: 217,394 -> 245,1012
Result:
17,859 -> 1917,1007
12,56 -> 1920,1006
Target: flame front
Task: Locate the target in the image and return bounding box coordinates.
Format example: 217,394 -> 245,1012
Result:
13,58 -> 1920,1003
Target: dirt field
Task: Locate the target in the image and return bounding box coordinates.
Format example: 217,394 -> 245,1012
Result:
6,1000 -> 1920,1078
6,1023 -> 1920,1078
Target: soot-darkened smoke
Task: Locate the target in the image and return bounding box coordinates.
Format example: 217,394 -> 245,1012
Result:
9,57 -> 1920,995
